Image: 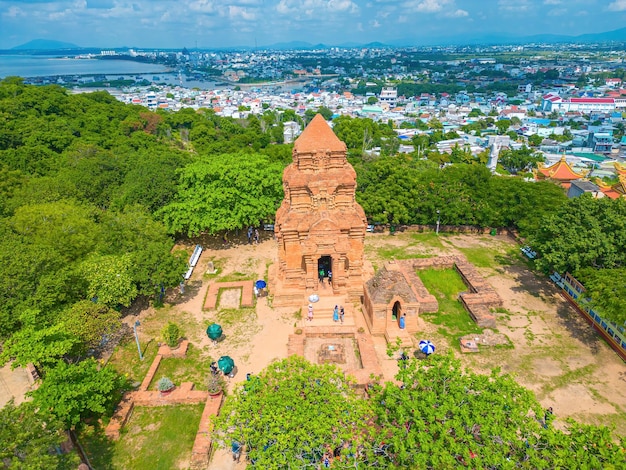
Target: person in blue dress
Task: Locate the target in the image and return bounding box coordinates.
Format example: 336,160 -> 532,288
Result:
333,305 -> 339,322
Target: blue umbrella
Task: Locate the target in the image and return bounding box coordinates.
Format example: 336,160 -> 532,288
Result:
419,340 -> 435,356
255,280 -> 267,289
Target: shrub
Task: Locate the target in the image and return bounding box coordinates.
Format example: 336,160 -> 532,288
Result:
157,377 -> 175,392
207,373 -> 226,395
161,322 -> 182,348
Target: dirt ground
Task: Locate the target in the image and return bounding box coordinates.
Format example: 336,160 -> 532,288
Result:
126,230 -> 626,469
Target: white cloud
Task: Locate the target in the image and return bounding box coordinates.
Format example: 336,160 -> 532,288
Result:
370,19 -> 380,27
445,8 -> 468,17
189,0 -> 216,13
276,0 -> 358,15
608,0 -> 626,11
498,0 -> 531,12
402,0 -> 467,17
544,0 -> 562,4
228,5 -> 256,20
328,0 -> 358,13
405,0 -> 451,13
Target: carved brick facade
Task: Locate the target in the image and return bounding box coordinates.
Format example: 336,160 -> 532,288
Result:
273,115 -> 367,305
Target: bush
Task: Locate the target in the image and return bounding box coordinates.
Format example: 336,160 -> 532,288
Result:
157,377 -> 175,392
161,322 -> 182,348
207,373 -> 225,395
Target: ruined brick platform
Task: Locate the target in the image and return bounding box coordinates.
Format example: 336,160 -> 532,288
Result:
288,326 -> 382,387
203,280 -> 254,310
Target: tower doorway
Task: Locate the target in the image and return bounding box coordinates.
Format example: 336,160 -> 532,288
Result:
392,301 -> 401,322
318,256 -> 332,284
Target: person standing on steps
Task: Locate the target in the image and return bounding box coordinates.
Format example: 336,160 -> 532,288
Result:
333,305 -> 339,322
339,306 -> 345,324
308,304 -> 314,321
319,267 -> 325,286
327,269 -> 332,286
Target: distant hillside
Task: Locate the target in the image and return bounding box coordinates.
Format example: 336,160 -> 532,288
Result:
391,26 -> 626,47
12,39 -> 79,50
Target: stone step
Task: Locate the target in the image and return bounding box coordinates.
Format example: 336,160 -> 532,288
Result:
301,316 -> 355,327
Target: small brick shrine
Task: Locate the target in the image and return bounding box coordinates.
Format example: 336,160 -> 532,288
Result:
273,114 -> 367,306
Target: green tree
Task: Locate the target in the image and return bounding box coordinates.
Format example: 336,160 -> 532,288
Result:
576,268 -> 626,324
316,106 -> 334,121
159,152 -> 285,236
0,400 -> 78,469
370,354 -> 625,468
494,119 -> 511,135
527,133 -> 544,147
213,356 -> 381,467
530,195 -> 626,274
30,358 -> 124,428
62,300 -> 121,357
0,320 -> 77,371
80,254 -> 137,307
498,146 -> 544,174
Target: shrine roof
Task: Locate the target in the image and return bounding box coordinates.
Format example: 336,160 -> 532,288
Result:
293,114 -> 346,153
537,155 -> 588,181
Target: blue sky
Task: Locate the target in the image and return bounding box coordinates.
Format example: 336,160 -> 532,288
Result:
1,0 -> 625,49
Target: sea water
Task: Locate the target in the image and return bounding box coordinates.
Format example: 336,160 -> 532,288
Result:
0,54 -> 169,78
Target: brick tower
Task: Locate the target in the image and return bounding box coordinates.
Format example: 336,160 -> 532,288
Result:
272,114 -> 367,306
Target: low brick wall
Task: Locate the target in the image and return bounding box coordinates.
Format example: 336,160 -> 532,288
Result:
190,393 -> 223,470
398,256 -> 502,329
204,280 -> 255,310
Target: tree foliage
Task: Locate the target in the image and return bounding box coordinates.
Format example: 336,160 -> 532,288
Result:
214,354 -> 625,468
29,358 -> 125,428
369,354 -> 625,468
0,400 -> 78,469
575,267 -> 626,325
355,156 -> 566,233
498,146 -> 544,175
159,152 -> 285,235
530,195 -> 626,274
213,356 -> 381,468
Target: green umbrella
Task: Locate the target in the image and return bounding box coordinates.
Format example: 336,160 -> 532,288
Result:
218,355 -> 235,375
206,323 -> 223,341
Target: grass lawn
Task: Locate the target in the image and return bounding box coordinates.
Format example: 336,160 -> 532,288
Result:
366,232 -> 450,263
418,268 -> 483,343
81,404 -> 204,470
106,336 -> 159,386
456,241 -> 519,268
149,343 -> 214,391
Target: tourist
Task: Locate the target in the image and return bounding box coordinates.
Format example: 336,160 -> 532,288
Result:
308,304 -> 314,321
254,228 -> 260,244
247,226 -> 253,244
231,441 -> 242,462
333,305 -> 339,322
543,407 -> 554,428
327,269 -> 332,286
339,306 -> 345,323
319,267 -> 325,285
